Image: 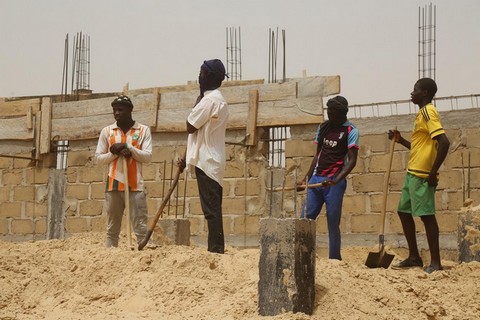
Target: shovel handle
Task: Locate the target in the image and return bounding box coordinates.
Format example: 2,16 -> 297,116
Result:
138,149 -> 186,250
123,157 -> 132,247
380,132 -> 396,235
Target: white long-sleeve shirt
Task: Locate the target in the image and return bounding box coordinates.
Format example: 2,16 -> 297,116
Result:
186,89 -> 228,186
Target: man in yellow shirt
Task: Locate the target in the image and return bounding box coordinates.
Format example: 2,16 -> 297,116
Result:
388,78 -> 450,273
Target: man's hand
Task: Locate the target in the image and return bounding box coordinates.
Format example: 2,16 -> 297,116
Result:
295,179 -> 306,192
322,179 -> 336,187
110,143 -> 127,155
119,147 -> 132,158
388,129 -> 402,143
177,158 -> 186,173
427,172 -> 438,187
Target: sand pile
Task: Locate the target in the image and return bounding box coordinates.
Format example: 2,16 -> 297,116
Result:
1,232 -> 480,320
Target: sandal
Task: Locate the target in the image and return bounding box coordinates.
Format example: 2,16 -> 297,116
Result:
392,258 -> 423,269
423,265 -> 443,274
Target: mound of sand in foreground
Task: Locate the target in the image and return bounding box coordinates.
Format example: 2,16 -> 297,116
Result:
1,231 -> 479,320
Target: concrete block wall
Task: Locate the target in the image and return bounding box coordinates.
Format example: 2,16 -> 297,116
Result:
1,109 -> 479,247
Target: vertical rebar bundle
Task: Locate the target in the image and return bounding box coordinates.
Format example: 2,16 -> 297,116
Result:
61,31 -> 91,101
268,28 -> 286,83
418,3 -> 436,80
225,27 -> 242,80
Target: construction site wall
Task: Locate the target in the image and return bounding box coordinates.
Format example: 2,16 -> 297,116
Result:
0,79 -> 478,252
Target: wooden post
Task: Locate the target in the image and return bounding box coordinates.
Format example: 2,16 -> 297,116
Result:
246,89 -> 259,146
39,97 -> 52,155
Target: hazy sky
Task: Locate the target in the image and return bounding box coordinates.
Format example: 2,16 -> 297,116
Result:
1,0 -> 479,105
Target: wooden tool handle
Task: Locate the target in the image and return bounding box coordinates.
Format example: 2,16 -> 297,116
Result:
380,135 -> 396,234
138,149 -> 186,250
123,157 -> 132,247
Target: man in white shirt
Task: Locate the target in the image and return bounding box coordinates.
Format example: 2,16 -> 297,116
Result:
186,59 -> 228,253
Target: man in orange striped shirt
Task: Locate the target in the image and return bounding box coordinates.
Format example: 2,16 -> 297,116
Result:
95,95 -> 152,247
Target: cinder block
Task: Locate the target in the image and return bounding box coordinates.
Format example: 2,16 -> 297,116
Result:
224,160 -> 245,178
3,171 -> 23,185
343,194 -> 367,214
258,218 -> 316,316
34,218 -> 47,234
0,202 -> 22,218
0,186 -> 11,202
25,167 -> 50,184
142,163 -> 158,181
25,202 -> 48,218
90,216 -> 107,232
285,140 -> 315,158
369,193 -> 401,213
368,152 -> 403,173
350,214 -> 379,233
65,184 -> 89,200
78,200 -> 104,216
466,128 -> 480,148
78,167 -> 105,183
11,219 -> 34,234
436,170 -> 462,190
0,219 -> 9,234
68,150 -> 94,166
436,211 -> 459,233
154,218 -> 190,246
234,178 -> 260,196
233,215 -> 260,235
65,217 -> 89,233
91,183 -> 106,199
360,134 -> 388,153
351,174 -> 384,193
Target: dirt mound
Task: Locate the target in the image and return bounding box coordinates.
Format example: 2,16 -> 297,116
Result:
1,233 -> 479,320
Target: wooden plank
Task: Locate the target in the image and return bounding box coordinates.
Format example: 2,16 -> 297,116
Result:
297,75 -> 340,97
246,90 -> 259,146
34,111 -> 41,159
153,96 -> 324,132
39,97 -> 52,154
0,98 -> 41,117
51,110 -> 155,140
159,81 -> 297,110
52,94 -> 154,119
26,106 -> 33,129
126,79 -> 263,95
0,116 -> 34,140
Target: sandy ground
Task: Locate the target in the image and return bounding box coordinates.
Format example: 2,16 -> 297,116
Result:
1,228 -> 480,320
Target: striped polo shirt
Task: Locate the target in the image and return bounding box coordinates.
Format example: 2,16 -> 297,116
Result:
95,122 -> 152,192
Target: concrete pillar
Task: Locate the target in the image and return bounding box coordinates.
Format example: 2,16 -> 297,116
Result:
258,217 -> 316,316
155,218 -> 190,246
47,169 -> 66,239
458,205 -> 480,262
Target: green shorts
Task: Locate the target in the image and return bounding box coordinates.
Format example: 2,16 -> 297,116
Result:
398,172 -> 436,216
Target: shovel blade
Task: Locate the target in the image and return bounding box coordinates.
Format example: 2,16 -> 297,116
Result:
365,250 -> 395,269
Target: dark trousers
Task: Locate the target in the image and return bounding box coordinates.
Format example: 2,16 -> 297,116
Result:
195,167 -> 225,253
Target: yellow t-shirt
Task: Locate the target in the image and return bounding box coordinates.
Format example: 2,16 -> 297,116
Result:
407,103 -> 445,179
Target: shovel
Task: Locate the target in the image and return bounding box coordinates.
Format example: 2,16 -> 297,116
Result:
365,136 -> 396,268
138,150 -> 186,250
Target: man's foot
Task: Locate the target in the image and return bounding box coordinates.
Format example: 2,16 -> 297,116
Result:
423,265 -> 443,274
392,257 -> 423,269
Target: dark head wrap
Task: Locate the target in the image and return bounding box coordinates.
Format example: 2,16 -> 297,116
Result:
317,95 -> 349,144
326,95 -> 348,113
201,59 -> 229,80
111,95 -> 134,108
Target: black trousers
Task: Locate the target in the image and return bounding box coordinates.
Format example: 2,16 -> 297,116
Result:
195,167 -> 225,253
